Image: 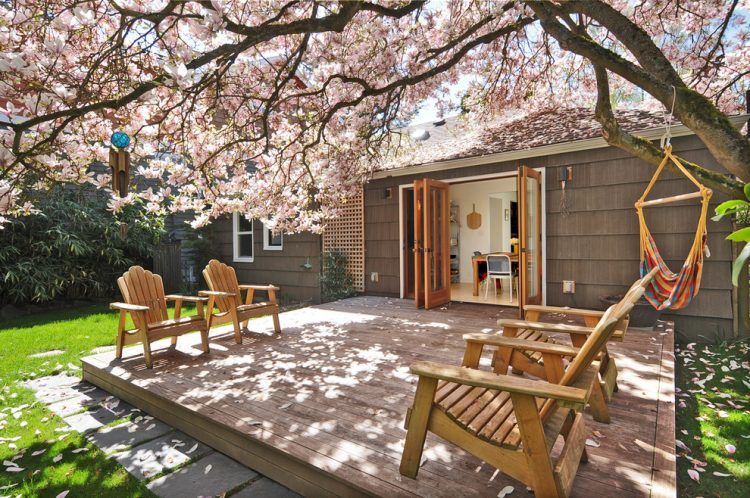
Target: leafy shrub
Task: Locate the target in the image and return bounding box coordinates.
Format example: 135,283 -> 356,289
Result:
320,250 -> 355,302
714,184 -> 750,285
0,186 -> 164,304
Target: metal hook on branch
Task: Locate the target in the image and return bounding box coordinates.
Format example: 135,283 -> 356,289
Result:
660,85 -> 676,149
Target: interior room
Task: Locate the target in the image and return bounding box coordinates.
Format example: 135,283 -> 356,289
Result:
449,176 -> 519,306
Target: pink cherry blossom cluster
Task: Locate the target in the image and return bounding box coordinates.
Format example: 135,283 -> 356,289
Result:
0,1 -> 746,231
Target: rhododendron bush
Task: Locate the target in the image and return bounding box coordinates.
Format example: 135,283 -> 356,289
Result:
0,1 -> 748,231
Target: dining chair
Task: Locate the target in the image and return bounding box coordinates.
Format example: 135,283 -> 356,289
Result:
485,253 -> 513,301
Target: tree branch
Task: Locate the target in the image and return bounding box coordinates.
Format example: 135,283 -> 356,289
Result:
593,65 -> 743,198
526,0 -> 750,182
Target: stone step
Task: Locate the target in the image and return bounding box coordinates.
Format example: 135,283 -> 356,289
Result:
114,431 -> 212,480
29,374 -> 298,498
146,452 -> 259,498
231,477 -> 301,498
87,418 -> 172,454
63,407 -> 122,433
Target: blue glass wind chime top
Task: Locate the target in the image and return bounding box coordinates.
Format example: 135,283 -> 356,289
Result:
111,131 -> 130,149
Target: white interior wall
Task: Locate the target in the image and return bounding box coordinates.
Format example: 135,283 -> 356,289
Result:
449,177 -> 517,283
489,197 -> 503,252
488,192 -> 517,253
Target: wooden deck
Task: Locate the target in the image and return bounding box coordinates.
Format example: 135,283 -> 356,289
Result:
81,296 -> 676,497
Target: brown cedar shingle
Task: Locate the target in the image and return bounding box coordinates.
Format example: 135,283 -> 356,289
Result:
387,108 -> 667,169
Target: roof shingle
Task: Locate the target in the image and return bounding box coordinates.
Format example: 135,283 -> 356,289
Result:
385,107 -> 668,169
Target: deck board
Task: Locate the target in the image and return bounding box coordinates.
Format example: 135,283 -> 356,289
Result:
81,296 -> 676,497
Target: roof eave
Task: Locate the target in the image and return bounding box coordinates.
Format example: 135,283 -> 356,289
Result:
372,114 -> 750,179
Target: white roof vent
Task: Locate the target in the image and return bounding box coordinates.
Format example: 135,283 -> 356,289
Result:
411,129 -> 430,141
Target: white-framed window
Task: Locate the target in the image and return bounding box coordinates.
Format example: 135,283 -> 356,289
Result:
233,213 -> 254,262
263,224 -> 283,251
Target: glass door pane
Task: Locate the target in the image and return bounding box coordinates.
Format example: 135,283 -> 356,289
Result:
402,188 -> 416,299
526,173 -> 539,299
413,180 -> 425,308
430,187 -> 444,291
518,166 -> 542,309
424,179 -> 451,309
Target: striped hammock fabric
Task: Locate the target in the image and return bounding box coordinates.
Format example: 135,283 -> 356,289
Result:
636,146 -> 712,311
638,230 -> 708,310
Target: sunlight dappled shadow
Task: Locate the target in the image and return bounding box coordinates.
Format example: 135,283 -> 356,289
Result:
86,296 -> 673,497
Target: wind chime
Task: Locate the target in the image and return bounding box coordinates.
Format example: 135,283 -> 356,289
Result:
109,131 -> 131,239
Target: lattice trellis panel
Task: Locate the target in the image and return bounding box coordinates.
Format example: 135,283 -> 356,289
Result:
322,189 -> 365,292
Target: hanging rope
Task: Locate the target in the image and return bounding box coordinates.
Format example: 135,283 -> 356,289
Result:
635,86 -> 713,310
660,86 -> 677,149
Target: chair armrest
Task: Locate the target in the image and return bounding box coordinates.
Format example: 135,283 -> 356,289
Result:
110,302 -> 149,312
239,284 -> 280,291
199,290 -> 236,297
498,319 -> 625,341
165,295 -> 208,303
463,333 -> 580,356
497,318 -> 592,334
410,361 -> 587,410
498,319 -> 593,335
524,305 -> 605,318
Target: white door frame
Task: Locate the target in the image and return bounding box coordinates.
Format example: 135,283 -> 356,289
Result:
398,168 -> 547,305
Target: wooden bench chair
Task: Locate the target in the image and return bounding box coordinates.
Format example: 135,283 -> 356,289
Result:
506,267 -> 658,405
400,294 -> 639,498
200,259 -> 281,344
474,284 -> 646,424
110,266 -> 209,369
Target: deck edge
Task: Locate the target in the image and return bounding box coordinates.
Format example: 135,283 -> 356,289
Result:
649,321 -> 677,498
81,358 -> 373,498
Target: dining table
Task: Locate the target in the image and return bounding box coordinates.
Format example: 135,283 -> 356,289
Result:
471,252 -> 519,296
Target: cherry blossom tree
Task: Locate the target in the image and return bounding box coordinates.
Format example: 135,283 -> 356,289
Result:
0,0 -> 748,231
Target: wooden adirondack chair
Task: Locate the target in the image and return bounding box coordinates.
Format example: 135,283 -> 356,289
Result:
110,266 -> 209,369
505,267 -> 658,406
400,294 -> 640,498
471,284 -> 647,424
200,259 -> 281,344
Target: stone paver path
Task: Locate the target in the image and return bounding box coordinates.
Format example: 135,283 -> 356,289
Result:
25,374 -> 301,498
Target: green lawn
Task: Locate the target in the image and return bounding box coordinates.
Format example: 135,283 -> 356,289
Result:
0,304 -> 199,498
675,338 -> 750,497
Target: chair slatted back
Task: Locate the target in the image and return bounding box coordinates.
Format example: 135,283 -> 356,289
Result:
561,286 -> 646,386
539,270 -> 657,421
538,300 -> 633,422
203,259 -> 241,312
611,268 -> 656,332
560,269 -> 656,386
641,266 -> 660,286
117,266 -> 168,328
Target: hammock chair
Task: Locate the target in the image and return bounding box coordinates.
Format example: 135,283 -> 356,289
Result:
635,143 -> 712,310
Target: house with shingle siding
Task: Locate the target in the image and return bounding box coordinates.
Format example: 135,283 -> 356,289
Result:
214,108 -> 749,338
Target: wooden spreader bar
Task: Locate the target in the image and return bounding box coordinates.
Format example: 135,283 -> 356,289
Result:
636,190 -> 708,208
